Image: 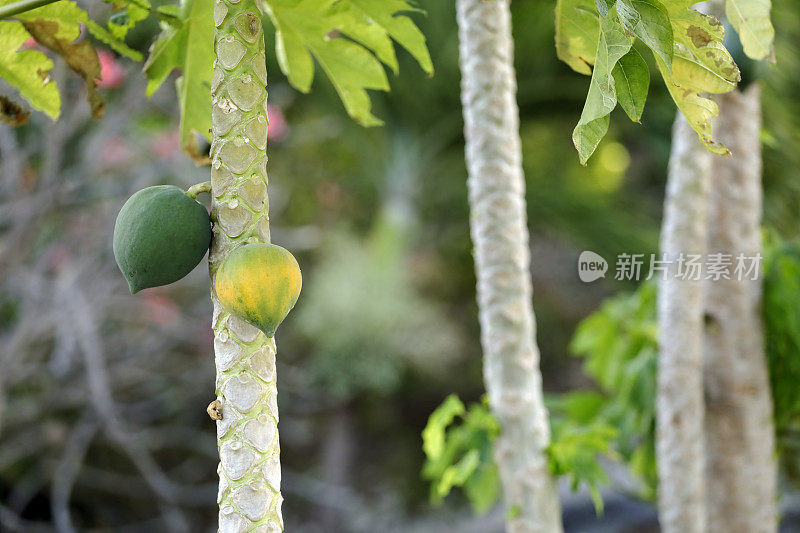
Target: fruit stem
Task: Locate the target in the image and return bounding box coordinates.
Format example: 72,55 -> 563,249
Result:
185,181 -> 212,199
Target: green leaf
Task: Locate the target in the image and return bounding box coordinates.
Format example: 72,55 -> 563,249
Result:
435,449 -> 480,499
108,0 -> 150,41
337,0 -> 433,75
85,20 -> 143,60
657,6 -> 739,155
0,0 -> 120,117
572,8 -> 632,165
596,0 -> 613,17
612,47 -> 649,122
463,462 -> 500,514
0,21 -> 60,119
1,0 -> 143,60
615,0 -> 673,69
144,24 -> 185,97
726,0 -> 774,61
264,0 -> 394,126
143,0 -> 212,163
547,422 -> 617,514
422,394 -> 465,460
421,396 -> 500,512
669,9 -> 739,93
555,0 -> 601,75
22,18 -> 105,119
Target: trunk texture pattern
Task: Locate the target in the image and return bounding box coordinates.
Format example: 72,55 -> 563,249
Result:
210,1 -> 282,531
656,114 -> 711,533
456,1 -> 562,531
704,85 -> 777,533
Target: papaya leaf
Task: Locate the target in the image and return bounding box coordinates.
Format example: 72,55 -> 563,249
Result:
0,94 -> 30,126
85,20 -> 143,60
555,0 -> 600,75
561,0 -> 742,161
108,0 -> 151,42
333,0 -> 433,76
612,47 -> 649,122
615,0 -> 673,70
143,0 -> 212,163
0,0 -> 142,60
264,0 -> 391,126
572,8 -> 632,165
22,19 -> 105,119
657,6 -> 739,155
596,0 -> 613,17
669,9 -> 739,93
0,21 -> 60,119
6,0 -> 108,118
726,0 -> 774,61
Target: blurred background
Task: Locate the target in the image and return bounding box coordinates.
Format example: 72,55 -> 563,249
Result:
1,0 -> 799,531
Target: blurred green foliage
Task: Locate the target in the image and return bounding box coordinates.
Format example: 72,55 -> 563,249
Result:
421,391 -> 619,515
764,236 -> 800,482
421,395 -> 500,514
561,235 -> 800,499
565,282 -> 659,499
295,212 -> 459,400
424,235 -> 800,514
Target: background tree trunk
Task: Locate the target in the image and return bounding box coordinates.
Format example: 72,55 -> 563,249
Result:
656,114 -> 711,533
703,85 -> 777,533
210,1 -> 282,531
456,1 -> 562,531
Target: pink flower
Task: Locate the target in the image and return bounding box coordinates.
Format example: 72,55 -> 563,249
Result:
267,104 -> 288,141
96,49 -> 126,89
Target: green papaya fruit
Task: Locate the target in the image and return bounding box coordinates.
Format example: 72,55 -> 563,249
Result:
113,185 -> 212,293
215,243 -> 302,337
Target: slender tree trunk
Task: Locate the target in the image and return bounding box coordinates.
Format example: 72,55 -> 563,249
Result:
703,85 -> 777,533
656,114 -> 711,533
456,1 -> 562,531
210,2 -> 282,531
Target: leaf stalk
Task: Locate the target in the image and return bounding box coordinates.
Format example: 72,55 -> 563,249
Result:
0,0 -> 59,20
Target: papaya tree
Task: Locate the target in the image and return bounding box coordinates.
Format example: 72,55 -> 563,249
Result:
455,0 -> 563,530
424,0 -> 775,528
701,3 -> 777,532
0,0 -> 432,529
557,0 -> 776,530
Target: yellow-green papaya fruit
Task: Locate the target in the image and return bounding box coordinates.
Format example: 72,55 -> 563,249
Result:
215,243 -> 302,337
113,185 -> 212,293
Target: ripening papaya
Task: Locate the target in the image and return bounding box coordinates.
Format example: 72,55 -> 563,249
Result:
113,185 -> 212,293
215,243 -> 302,337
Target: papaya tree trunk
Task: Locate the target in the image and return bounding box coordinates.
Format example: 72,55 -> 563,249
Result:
456,1 -> 562,531
656,113 -> 711,533
703,85 -> 777,533
210,1 -> 282,531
